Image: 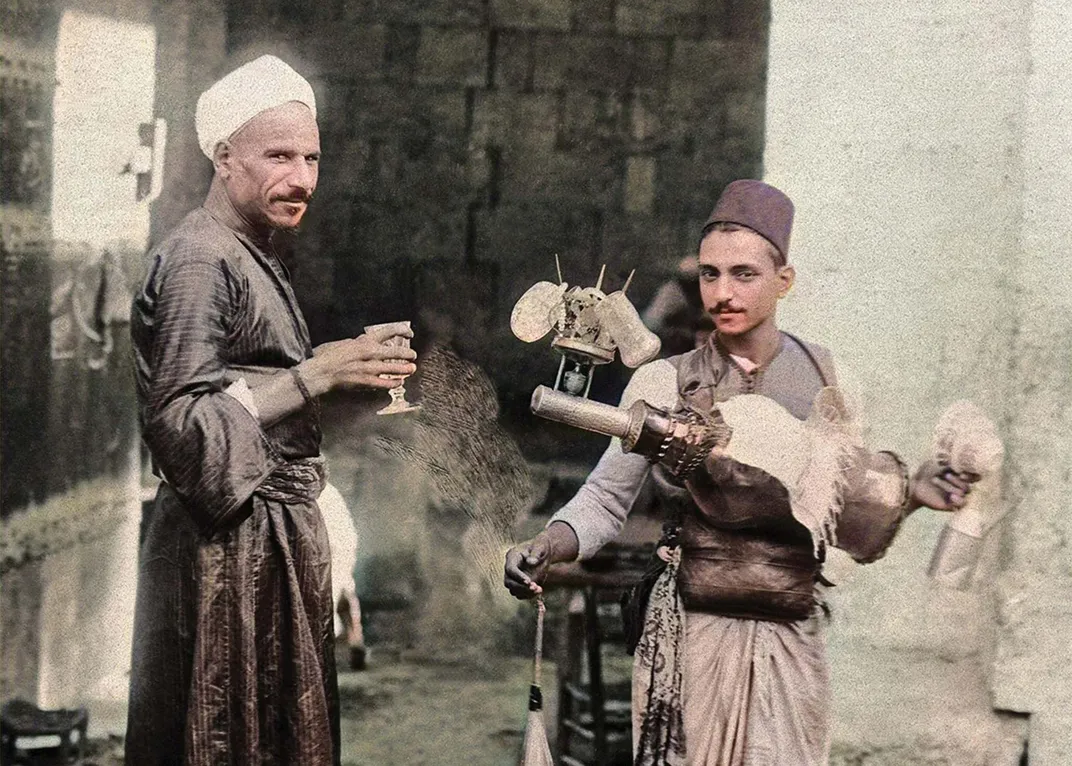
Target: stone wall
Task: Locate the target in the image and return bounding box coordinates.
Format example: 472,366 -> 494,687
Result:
149,0 -> 228,243
224,0 -> 772,459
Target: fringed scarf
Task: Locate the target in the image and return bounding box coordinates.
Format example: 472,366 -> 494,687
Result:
633,546 -> 687,766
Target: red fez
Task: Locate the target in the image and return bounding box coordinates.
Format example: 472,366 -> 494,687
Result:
703,180 -> 795,261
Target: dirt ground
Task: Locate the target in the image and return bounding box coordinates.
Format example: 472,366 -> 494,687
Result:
76,648 -> 553,766
335,650 -> 552,766
70,642 -> 1020,766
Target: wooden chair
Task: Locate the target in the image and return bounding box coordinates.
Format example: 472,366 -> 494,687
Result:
557,586 -> 634,766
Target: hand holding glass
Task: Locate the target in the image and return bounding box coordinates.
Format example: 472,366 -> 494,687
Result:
364,321 -> 420,415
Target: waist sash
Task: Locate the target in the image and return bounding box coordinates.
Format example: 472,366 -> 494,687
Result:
256,456 -> 326,505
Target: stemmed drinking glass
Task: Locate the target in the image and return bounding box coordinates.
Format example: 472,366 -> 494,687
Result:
364,321 -> 420,415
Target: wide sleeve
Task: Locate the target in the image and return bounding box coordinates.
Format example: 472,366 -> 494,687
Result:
142,254 -> 284,535
835,448 -> 911,563
549,359 -> 678,559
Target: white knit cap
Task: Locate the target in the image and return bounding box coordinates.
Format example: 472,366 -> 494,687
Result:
195,55 -> 317,160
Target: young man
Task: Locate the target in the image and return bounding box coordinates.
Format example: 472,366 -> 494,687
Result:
504,180 -> 976,765
126,56 -> 416,765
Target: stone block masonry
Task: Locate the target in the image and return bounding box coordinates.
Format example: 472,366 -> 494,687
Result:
225,0 -> 771,460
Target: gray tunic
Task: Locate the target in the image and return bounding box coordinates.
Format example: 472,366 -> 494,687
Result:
552,333 -> 833,557
552,333 -> 906,566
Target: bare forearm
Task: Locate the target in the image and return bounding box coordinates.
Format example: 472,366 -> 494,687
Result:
248,361 -> 326,428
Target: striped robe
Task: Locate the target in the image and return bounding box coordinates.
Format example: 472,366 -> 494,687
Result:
126,208 -> 339,765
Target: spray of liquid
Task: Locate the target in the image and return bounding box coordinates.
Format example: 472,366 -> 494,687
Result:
374,345 -> 540,591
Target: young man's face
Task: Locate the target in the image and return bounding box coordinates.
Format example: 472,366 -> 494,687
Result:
697,227 -> 794,339
218,101 -> 320,231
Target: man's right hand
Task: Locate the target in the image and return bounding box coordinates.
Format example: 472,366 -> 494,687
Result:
504,534 -> 554,599
304,324 -> 417,394
503,522 -> 581,600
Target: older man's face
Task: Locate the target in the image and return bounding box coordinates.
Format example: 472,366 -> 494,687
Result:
222,101 -> 320,231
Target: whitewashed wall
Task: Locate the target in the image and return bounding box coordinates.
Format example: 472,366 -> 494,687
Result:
765,1 -> 1071,762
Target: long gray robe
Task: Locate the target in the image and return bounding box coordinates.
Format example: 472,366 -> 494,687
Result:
126,208 -> 339,766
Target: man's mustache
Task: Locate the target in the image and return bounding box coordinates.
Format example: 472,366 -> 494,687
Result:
711,303 -> 743,314
273,193 -> 312,204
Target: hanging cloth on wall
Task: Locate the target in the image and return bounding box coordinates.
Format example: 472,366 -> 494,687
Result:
49,248 -> 132,367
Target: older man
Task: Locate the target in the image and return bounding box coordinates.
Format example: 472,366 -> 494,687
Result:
126,56 -> 415,765
504,180 -> 977,765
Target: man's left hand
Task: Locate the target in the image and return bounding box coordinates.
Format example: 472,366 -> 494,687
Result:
910,459 -> 980,511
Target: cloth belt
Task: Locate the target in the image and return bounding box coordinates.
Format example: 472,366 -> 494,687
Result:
256,456 -> 326,504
